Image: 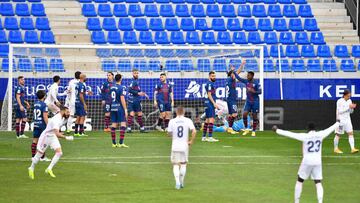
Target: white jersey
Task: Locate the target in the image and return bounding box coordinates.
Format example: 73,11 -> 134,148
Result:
65,79 -> 79,105
336,98 -> 353,122
276,122 -> 339,165
168,116 -> 195,152
45,83 -> 59,105
40,113 -> 64,137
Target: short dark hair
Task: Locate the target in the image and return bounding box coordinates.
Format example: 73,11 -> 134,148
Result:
160,72 -> 166,76
53,75 -> 60,83
107,72 -> 114,76
115,74 -> 122,82
75,71 -> 81,79
18,76 -> 24,80
60,105 -> 68,111
307,123 -> 316,131
132,69 -> 138,72
248,71 -> 254,77
176,106 -> 185,115
209,71 -> 215,75
343,89 -> 351,96
227,70 -> 234,77
36,90 -> 46,100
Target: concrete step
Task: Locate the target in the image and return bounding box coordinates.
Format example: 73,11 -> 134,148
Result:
43,1 -> 80,8
61,49 -> 96,57
312,8 -> 347,16
48,16 -> 86,23
309,2 -> 345,9
322,30 -> 358,37
51,21 -> 86,29
318,22 -> 353,29
46,8 -> 82,16
54,34 -> 91,44
315,16 -> 350,23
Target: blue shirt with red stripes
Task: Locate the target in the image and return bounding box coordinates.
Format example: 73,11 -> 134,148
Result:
101,80 -> 114,104
238,78 -> 262,103
127,78 -> 141,102
14,85 -> 26,107
205,81 -> 216,106
155,81 -> 172,104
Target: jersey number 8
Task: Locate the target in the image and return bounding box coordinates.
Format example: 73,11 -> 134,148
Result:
177,126 -> 184,138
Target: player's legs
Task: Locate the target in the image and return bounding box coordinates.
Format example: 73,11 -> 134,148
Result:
66,104 -> 75,133
118,122 -> 128,147
347,131 -> 359,153
45,147 -> 63,178
207,117 -> 218,142
314,180 -> 323,203
20,117 -> 27,136
111,111 -> 119,146
156,111 -> 166,132
164,110 -> 171,131
173,163 -> 181,189
334,123 -> 345,153
127,110 -> 135,132
48,103 -> 60,115
202,118 -> 209,141
251,113 -> 258,137
295,176 -> 304,203
78,116 -> 86,136
74,116 -> 80,136
242,111 -> 250,135
104,112 -> 111,132
15,118 -> 21,137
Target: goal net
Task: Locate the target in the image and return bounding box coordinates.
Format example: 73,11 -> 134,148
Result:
0,44 -> 264,132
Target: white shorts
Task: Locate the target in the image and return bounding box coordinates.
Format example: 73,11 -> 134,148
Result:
171,151 -> 188,164
298,163 -> 322,180
47,103 -> 60,114
69,104 -> 75,116
37,134 -> 61,153
335,120 -> 353,134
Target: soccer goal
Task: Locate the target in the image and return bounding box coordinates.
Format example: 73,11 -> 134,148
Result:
0,44 -> 265,132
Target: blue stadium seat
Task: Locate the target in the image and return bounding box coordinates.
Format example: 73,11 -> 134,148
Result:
245,59 -> 258,72
222,5 -> 236,17
34,58 -> 49,72
323,59 -> 338,72
307,59 -> 322,72
270,45 -> 285,57
176,4 -> 190,17
206,5 -> 221,17
255,46 -> 269,57
95,0 -> 108,2
29,48 -> 42,56
238,5 -> 251,17
263,0 -> 276,4
102,60 -> 117,72
273,18 -> 288,31
299,5 -> 313,17
295,32 -> 309,44
126,0 -> 140,3
114,4 -> 127,17
240,50 -> 254,58
352,45 -> 360,57
102,18 -> 117,31
18,58 -> 32,72
155,31 -> 169,44
9,30 -> 23,43
268,5 -> 282,17
107,31 -> 122,44
112,49 -> 127,57
334,45 -> 349,57
128,4 -> 143,17
15,3 -> 30,16
186,31 -> 201,44
82,4 -> 96,17
118,59 -> 132,72
149,18 -> 164,31
148,60 -> 161,71
243,18 -> 257,31
176,49 -> 191,57
340,59 -> 355,72
195,18 -> 209,31
165,18 -> 180,31
49,58 -> 64,72
217,0 -> 231,3
79,0 -> 92,2
253,5 -> 266,17
40,31 -> 55,43
0,31 -> 7,43
160,4 -> 174,17
213,58 -> 226,72
171,31 -> 185,44
128,48 -> 144,57
201,31 -> 216,44
5,17 -> 19,30
227,18 -> 241,31
258,18 -> 272,31
229,59 -> 241,67
191,5 -> 205,17
187,0 -> 200,3
233,0 -> 246,3
304,18 -> 319,31
118,18 -> 133,31
144,49 -> 159,57
91,31 -> 106,44
301,45 -> 315,57
139,31 -> 154,44
87,18 -> 101,31
201,0 -> 215,3
25,30 -> 39,43
286,45 -> 300,57
180,59 -> 194,71
160,48 -> 175,57
156,0 -> 170,3
1,58 -> 13,72
317,45 -> 332,57
278,0 -> 291,4
279,32 -> 293,44
166,60 -> 179,71
134,18 -> 148,31
293,0 -> 307,3
276,59 -> 291,72
264,59 -> 274,72
45,48 -> 60,57
98,4 -> 112,17
289,18 -> 303,31
0,19 -> 3,30
36,18 -> 50,30
20,17 -> 35,30
133,59 -> 148,71
145,4 -> 159,17
233,32 -> 247,44
1,3 -> 14,16
283,5 -> 297,17
123,31 -> 138,44
310,32 -> 325,45
292,59 -> 306,72
217,31 -> 232,44
212,18 -> 226,31
181,18 -> 195,31
248,0 -> 262,3
248,32 -> 262,44
172,0 -> 186,3
264,31 -> 278,44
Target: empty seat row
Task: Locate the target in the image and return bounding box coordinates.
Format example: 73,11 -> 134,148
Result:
0,3 -> 45,16
0,45 -> 59,57
0,17 -> 50,30
0,30 -> 54,43
0,0 -> 41,2
79,0 -> 307,4
87,17 -> 318,32
82,3 -> 312,18
1,58 -> 64,72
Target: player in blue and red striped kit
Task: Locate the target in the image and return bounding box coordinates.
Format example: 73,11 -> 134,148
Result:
100,72 -> 114,132
154,73 -> 174,132
74,74 -> 89,137
14,76 -> 30,139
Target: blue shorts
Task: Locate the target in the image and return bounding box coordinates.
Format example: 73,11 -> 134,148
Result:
111,109 -> 126,123
227,100 -> 238,114
244,101 -> 259,113
104,103 -> 111,113
128,101 -> 142,113
15,107 -> 27,119
158,103 -> 171,113
75,104 -> 87,117
33,126 -> 45,138
205,103 -> 215,118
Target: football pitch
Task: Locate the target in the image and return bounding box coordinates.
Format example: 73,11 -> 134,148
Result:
0,131 -> 359,203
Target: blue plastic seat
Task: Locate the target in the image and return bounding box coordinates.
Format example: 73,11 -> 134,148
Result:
301,45 -> 315,57
118,59 -> 132,72
317,45 -> 332,57
123,31 -> 138,44
0,19 -> 3,30
240,50 -> 254,58
170,31 -> 185,44
276,59 -> 291,72
176,4 -> 190,17
233,0 -> 246,3
197,59 -> 211,71
155,31 -> 169,44
5,17 -> 19,30
299,5 -> 313,17
18,58 -> 32,72
293,0 -> 307,3
15,3 -> 30,16
270,45 -> 285,57
229,59 -> 242,68
292,59 -> 306,72
0,31 -> 7,43
35,58 -> 49,72
227,18 -> 241,31
20,17 -> 35,30
245,59 -> 258,72
114,4 -> 127,17
186,31 -> 201,44
40,31 -> 55,44
352,45 -> 360,57
102,60 -> 117,72
253,5 -> 266,17
28,48 -> 42,56
257,46 -> 270,57
166,60 -> 179,72
233,32 -> 247,44
222,5 -> 236,17
323,59 -> 337,72
264,59 -> 274,72
274,18 -> 288,31
82,4 -> 96,17
340,59 -> 355,72
217,31 -> 232,44
24,30 -> 39,43
310,32 -> 325,44
79,0 -> 92,2
295,32 -> 309,44
98,4 -> 112,17
243,18 -> 257,31
177,48 -> 191,58
149,18 -> 164,31
1,3 -> 14,16
283,5 -> 297,17
289,19 -> 303,31
126,0 -> 140,2
212,18 -> 226,31
278,0 -> 291,4
1,58 -> 12,72
36,18 -> 50,30
248,32 -> 262,44
95,0 -> 108,2
307,59 -> 322,72
201,0 -> 215,3
191,5 -> 205,17
91,31 -> 106,44
128,4 -> 143,17
118,18 -> 133,31
304,18 -> 319,31
172,0 -> 185,3
258,18 -> 272,31
201,31 -> 216,44
334,45 -> 349,57
102,18 -> 117,31
144,49 -> 159,57
279,32 -> 293,44
148,60 -> 161,71
87,18 -> 101,31
181,18 -> 195,31
180,59 -> 194,71
144,4 -> 159,17
195,18 -> 209,31
107,31 -> 122,44
133,60 -> 148,71
285,45 -> 300,58
206,5 -> 221,17
268,5 -> 282,17
165,18 -> 180,31
160,5 -> 174,17
112,49 -> 127,57
264,32 -> 278,44
213,58 -> 226,72
156,0 -> 170,3
160,48 -> 175,57
49,58 -> 64,72
263,0 -> 277,3
217,0 -> 231,3
238,5 -> 251,17
9,30 -> 23,43
134,18 -> 148,31
186,0 -> 200,3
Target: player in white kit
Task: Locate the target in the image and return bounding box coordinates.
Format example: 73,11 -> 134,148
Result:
273,121 -> 340,203
64,71 -> 81,133
334,89 -> 358,154
28,106 -> 73,180
167,106 -> 196,190
45,75 -> 62,115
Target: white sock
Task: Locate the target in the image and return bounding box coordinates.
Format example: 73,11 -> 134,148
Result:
334,136 -> 339,149
179,164 -> 187,185
316,183 -> 323,203
173,165 -> 180,186
295,181 -> 303,203
67,116 -> 74,131
349,136 -> 355,150
30,152 -> 42,170
47,152 -> 62,170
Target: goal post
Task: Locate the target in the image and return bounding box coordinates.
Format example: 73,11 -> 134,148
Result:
1,44 -> 264,132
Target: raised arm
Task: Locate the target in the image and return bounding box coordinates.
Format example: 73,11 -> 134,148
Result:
319,122 -> 340,139
273,126 -> 305,142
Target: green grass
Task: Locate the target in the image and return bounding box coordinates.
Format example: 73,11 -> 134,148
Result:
0,131 -> 359,203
